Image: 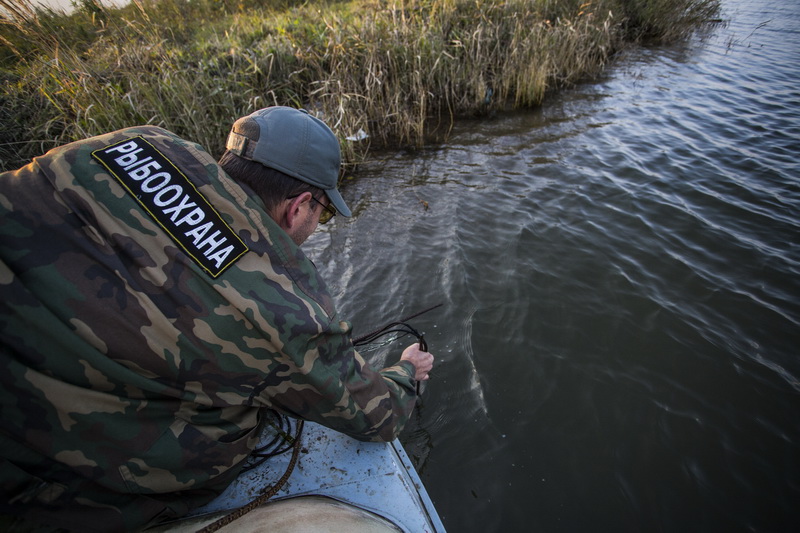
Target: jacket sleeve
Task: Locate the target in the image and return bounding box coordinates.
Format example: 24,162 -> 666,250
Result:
248,313 -> 419,442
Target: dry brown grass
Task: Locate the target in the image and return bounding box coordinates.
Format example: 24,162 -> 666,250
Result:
0,0 -> 720,172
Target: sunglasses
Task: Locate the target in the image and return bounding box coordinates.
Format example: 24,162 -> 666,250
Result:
288,192 -> 337,224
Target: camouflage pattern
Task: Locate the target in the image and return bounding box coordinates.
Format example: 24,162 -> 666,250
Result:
0,126 -> 417,531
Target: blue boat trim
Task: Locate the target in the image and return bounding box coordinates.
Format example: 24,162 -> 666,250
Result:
188,420 -> 446,532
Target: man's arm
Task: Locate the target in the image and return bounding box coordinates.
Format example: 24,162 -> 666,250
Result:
254,321 -> 434,442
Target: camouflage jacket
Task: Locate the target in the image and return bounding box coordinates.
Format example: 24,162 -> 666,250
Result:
0,126 -> 417,531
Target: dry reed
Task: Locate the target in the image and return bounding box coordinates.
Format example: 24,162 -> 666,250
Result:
0,0 -> 720,172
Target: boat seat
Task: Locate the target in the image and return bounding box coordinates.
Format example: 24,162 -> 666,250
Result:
148,495 -> 403,532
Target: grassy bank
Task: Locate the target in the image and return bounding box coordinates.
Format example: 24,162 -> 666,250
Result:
0,0 -> 720,172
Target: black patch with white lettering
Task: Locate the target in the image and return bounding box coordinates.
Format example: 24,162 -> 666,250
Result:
92,136 -> 248,278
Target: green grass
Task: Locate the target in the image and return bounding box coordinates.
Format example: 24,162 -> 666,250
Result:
0,0 -> 721,172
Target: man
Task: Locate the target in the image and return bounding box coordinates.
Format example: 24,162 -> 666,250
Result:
0,106 -> 434,531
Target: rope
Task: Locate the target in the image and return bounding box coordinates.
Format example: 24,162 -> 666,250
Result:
196,419 -> 305,533
351,303 -> 442,345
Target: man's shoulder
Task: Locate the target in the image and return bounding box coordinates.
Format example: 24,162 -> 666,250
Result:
35,125 -> 215,175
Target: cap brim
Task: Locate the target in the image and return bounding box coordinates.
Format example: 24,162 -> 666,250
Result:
324,188 -> 351,218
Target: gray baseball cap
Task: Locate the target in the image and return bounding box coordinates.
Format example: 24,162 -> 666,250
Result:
225,106 -> 351,217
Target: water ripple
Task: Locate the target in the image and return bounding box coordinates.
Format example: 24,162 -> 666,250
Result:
308,1 -> 800,530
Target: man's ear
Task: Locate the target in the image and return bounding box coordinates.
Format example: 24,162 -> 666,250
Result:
281,192 -> 312,231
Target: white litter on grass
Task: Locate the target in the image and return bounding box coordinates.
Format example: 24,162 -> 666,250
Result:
346,129 -> 369,142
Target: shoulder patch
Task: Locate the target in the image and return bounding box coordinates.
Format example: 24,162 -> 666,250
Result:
92,136 -> 249,278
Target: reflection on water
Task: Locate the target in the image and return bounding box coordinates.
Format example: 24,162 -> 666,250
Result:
307,0 -> 800,531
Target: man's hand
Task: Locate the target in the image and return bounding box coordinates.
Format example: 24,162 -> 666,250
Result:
400,343 -> 434,381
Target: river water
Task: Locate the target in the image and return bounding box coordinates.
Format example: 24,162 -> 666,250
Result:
307,1 -> 800,531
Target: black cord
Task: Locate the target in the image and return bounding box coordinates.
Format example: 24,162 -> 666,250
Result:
353,322 -> 425,347
351,304 -> 442,345
241,411 -> 298,473
353,321 -> 429,396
